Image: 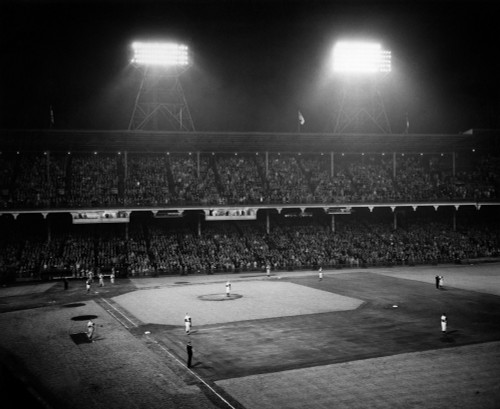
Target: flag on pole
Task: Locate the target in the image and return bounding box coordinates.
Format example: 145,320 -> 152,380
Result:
50,105 -> 55,128
298,110 -> 305,125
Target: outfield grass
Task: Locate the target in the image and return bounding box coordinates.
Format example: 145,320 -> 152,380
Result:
1,264 -> 499,409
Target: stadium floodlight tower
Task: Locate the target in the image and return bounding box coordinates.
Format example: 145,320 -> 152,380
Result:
128,41 -> 195,131
329,40 -> 392,134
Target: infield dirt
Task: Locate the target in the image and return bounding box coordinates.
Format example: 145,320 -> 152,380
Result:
1,264 -> 499,409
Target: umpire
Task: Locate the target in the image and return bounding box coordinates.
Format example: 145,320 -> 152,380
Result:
186,341 -> 193,368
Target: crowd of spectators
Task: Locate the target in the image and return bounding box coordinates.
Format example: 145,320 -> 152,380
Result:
67,153 -> 122,208
0,149 -> 498,283
0,152 -> 498,208
1,211 -> 499,282
169,154 -> 220,205
125,154 -> 170,206
216,155 -> 266,204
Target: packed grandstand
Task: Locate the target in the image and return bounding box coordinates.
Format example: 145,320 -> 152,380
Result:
0,130 -> 499,283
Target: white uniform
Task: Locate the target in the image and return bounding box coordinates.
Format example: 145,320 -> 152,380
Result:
266,265 -> 270,277
441,314 -> 447,333
87,320 -> 95,341
184,314 -> 192,334
319,267 -> 323,281
226,281 -> 231,297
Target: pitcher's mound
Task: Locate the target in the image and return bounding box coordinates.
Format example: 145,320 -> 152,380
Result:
198,294 -> 243,301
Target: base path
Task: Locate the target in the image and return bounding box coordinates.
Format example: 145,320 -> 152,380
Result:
113,281 -> 363,326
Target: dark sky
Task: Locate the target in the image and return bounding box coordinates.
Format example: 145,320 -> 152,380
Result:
1,0 -> 499,133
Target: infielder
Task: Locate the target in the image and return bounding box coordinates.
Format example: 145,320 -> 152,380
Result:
184,313 -> 192,334
87,320 -> 95,342
226,281 -> 231,297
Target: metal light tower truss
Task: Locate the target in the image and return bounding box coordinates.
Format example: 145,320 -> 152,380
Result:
331,81 -> 392,134
128,42 -> 195,131
329,41 -> 392,134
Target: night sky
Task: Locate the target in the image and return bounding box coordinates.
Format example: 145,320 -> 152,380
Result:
1,0 -> 499,133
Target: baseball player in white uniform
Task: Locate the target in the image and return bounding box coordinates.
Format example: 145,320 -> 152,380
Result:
184,313 -> 192,334
87,320 -> 95,342
441,313 -> 447,334
226,281 -> 231,297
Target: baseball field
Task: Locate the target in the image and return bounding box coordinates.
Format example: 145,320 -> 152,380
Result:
1,263 -> 499,409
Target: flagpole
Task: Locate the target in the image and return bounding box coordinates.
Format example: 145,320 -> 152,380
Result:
50,105 -> 55,128
298,110 -> 305,133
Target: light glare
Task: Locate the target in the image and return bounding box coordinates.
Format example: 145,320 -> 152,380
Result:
333,41 -> 391,74
131,42 -> 189,66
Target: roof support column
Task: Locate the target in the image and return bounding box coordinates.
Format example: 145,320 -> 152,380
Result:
197,152 -> 200,178
46,151 -> 50,185
393,152 -> 396,178
124,151 -> 128,180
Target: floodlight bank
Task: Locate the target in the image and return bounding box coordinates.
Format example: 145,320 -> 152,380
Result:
131,42 -> 189,66
333,41 -> 391,73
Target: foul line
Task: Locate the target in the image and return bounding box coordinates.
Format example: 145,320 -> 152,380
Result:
100,297 -> 137,328
146,334 -> 237,409
99,297 -> 236,409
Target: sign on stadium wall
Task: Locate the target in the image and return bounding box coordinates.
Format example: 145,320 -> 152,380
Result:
204,208 -> 257,221
71,211 -> 130,224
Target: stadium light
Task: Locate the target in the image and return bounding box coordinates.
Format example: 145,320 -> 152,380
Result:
131,42 -> 189,66
332,41 -> 391,74
128,40 -> 195,131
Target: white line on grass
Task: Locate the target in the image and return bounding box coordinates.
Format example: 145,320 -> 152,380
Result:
105,308 -> 130,329
100,297 -> 236,409
100,297 -> 137,328
146,334 -> 237,409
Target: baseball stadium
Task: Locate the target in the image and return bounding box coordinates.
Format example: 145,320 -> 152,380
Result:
1,1 -> 500,408
1,129 -> 499,409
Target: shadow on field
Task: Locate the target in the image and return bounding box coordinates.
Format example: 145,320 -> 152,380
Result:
71,314 -> 98,321
70,332 -> 91,345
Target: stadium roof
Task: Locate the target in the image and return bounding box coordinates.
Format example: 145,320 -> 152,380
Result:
0,129 -> 498,154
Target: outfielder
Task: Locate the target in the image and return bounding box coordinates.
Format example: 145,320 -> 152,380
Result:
441,313 -> 447,334
226,281 -> 231,297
